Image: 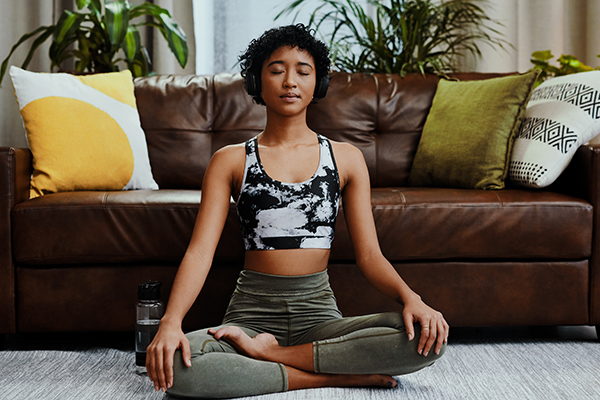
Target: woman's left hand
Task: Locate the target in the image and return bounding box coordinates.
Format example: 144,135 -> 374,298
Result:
402,297 -> 449,357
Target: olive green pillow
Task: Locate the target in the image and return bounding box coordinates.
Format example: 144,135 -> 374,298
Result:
408,71 -> 539,189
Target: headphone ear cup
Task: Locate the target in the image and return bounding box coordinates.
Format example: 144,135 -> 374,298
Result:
245,72 -> 260,97
314,74 -> 331,99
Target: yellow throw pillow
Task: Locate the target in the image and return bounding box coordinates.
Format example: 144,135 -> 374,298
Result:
9,66 -> 158,198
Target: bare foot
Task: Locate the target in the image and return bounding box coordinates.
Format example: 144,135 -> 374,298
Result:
286,365 -> 398,390
358,374 -> 398,388
208,326 -> 279,360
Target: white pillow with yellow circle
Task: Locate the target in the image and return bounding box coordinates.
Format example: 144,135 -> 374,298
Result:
9,66 -> 158,198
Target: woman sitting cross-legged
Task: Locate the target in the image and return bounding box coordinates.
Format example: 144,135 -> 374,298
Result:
145,23 -> 449,399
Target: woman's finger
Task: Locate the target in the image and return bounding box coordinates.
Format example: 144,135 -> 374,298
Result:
181,337 -> 192,368
164,345 -> 175,390
406,320 -> 416,341
434,319 -> 446,355
423,322 -> 437,357
417,322 -> 430,355
402,311 -> 416,341
146,347 -> 156,386
154,346 -> 166,391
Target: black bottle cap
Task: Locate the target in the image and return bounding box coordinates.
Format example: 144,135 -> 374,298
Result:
138,280 -> 162,300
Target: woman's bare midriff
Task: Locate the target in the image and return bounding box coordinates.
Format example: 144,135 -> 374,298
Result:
243,248 -> 330,276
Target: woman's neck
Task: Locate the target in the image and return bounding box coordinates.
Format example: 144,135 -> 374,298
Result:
261,108 -> 315,145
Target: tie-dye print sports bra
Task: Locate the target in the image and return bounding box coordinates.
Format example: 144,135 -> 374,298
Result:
236,134 -> 341,250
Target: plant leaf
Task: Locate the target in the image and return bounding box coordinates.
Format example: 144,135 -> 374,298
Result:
88,0 -> 103,16
20,26 -> 55,71
105,0 -> 130,48
156,13 -> 188,68
122,26 -> 141,62
130,3 -> 170,19
53,10 -> 85,45
0,25 -> 54,87
531,50 -> 554,61
75,0 -> 92,10
130,3 -> 187,68
128,46 -> 151,77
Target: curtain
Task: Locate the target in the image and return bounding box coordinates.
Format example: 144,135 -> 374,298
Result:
461,0 -> 600,73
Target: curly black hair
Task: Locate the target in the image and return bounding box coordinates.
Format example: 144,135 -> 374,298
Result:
239,24 -> 331,105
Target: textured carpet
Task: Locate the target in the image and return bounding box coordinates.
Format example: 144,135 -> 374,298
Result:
1,327 -> 599,400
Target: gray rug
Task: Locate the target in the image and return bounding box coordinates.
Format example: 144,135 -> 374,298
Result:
1,328 -> 599,400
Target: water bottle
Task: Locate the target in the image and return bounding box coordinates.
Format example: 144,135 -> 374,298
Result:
135,280 -> 165,375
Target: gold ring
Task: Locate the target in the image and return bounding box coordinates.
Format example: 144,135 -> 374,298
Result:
422,325 -> 430,330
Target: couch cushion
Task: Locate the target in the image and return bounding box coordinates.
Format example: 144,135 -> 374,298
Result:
330,188 -> 593,261
12,190 -> 245,265
13,188 -> 591,265
408,72 -> 538,189
10,67 -> 158,198
510,71 -> 600,188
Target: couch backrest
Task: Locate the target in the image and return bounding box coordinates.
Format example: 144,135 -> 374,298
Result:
134,71 -> 506,189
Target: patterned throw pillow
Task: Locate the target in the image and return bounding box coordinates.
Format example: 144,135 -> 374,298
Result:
10,66 -> 158,198
509,71 -> 600,188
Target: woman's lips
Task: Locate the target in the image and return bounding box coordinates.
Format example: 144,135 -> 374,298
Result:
280,93 -> 300,102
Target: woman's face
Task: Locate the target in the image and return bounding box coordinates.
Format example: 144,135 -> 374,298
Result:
260,45 -> 317,116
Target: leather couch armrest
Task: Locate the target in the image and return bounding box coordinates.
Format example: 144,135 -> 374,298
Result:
546,145 -> 596,202
563,145 -> 600,325
0,147 -> 32,333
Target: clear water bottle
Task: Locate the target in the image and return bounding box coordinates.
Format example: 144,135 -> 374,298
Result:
135,280 -> 165,375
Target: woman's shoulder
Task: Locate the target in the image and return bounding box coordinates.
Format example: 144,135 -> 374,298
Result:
323,137 -> 368,188
207,141 -> 247,174
212,141 -> 246,160
325,138 -> 365,164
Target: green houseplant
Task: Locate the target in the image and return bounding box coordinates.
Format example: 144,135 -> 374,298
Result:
277,0 -> 506,76
0,0 -> 188,86
530,50 -> 600,87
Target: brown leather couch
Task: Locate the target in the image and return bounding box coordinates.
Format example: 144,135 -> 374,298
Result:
1,72 -> 598,338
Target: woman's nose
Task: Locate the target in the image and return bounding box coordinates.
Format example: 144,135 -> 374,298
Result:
284,73 -> 297,88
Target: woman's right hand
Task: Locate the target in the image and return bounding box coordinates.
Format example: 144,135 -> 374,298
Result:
146,320 -> 192,392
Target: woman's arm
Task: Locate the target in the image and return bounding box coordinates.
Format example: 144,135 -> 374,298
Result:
146,145 -> 243,392
334,143 -> 449,357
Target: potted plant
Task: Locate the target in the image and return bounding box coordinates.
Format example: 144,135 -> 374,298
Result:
0,0 -> 188,86
530,50 -> 600,86
277,0 -> 507,76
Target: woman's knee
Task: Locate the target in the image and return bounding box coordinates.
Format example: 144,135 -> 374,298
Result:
169,351 -> 288,398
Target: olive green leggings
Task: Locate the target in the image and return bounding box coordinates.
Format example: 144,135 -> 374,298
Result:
168,270 -> 445,398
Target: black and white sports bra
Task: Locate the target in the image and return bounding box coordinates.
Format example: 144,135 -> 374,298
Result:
235,134 -> 341,250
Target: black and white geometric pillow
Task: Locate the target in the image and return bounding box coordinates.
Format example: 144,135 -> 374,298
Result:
509,71 -> 600,188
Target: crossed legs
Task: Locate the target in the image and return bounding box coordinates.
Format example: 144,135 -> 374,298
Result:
167,312 -> 445,398
210,325 -> 397,391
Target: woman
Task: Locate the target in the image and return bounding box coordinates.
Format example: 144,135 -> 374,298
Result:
146,24 -> 448,398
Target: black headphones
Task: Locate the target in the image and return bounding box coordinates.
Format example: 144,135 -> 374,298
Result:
245,71 -> 331,100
